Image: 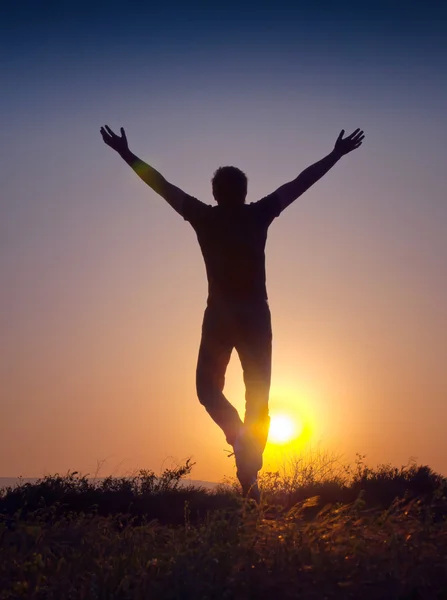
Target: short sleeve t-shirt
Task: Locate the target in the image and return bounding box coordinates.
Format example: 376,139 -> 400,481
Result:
183,194 -> 282,303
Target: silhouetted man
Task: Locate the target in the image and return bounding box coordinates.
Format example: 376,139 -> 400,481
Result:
101,125 -> 365,500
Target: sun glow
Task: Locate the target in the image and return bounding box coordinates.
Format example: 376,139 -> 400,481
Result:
269,414 -> 302,444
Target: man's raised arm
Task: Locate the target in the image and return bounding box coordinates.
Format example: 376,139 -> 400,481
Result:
100,125 -> 187,216
274,128 -> 365,212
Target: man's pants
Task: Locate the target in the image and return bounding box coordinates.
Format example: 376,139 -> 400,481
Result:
196,300 -> 272,468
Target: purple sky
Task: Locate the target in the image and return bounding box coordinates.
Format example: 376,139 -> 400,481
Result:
1,1 -> 446,480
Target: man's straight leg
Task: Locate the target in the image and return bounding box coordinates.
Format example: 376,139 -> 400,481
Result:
196,305 -> 244,446
235,300 -> 273,472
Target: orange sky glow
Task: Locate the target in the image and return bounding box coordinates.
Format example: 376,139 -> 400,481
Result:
1,3 -> 446,483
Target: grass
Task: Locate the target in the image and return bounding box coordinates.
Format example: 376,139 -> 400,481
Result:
1,453 -> 447,599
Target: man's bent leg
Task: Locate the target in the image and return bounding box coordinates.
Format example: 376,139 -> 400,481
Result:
196,306 -> 243,446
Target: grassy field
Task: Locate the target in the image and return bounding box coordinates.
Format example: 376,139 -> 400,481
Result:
1,454 -> 447,599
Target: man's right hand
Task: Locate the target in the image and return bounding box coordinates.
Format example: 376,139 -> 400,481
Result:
100,125 -> 129,155
333,128 -> 365,157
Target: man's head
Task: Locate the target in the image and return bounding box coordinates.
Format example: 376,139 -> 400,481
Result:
211,166 -> 247,207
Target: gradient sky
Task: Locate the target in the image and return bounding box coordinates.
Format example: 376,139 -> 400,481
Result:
1,1 -> 446,481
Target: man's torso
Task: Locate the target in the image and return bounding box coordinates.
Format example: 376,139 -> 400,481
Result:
183,194 -> 282,304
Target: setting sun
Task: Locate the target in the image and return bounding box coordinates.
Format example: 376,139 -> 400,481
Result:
269,415 -> 301,444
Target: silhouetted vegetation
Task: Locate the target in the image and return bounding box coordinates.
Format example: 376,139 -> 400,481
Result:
0,459 -> 239,526
1,454 -> 447,598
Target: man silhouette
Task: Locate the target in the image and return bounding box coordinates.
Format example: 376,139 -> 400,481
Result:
101,125 -> 365,500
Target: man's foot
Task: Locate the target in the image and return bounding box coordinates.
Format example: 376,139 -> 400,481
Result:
233,429 -> 262,503
238,471 -> 261,502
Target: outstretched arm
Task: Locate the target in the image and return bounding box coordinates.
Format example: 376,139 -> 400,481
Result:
100,125 -> 188,216
274,128 -> 365,211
